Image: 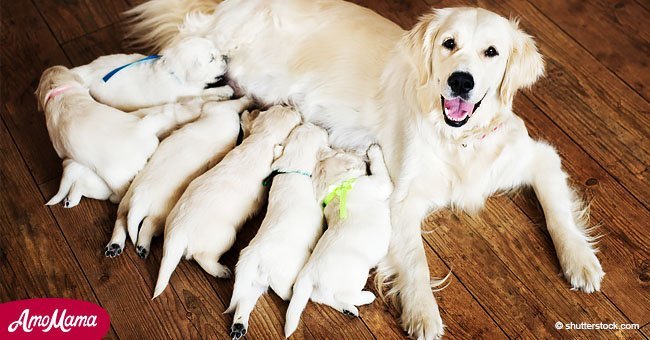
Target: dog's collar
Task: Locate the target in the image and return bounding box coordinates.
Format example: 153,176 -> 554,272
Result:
102,55 -> 161,82
262,169 -> 312,186
322,178 -> 357,219
43,84 -> 78,107
454,119 -> 505,148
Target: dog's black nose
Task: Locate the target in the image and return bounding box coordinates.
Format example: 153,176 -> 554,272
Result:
448,72 -> 474,96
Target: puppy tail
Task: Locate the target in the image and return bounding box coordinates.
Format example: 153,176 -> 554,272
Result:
225,251 -> 257,314
153,234 -> 186,299
126,204 -> 147,245
284,274 -> 313,338
124,0 -> 222,51
46,161 -> 79,206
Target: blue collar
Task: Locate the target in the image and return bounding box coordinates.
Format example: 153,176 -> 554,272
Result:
102,55 -> 161,82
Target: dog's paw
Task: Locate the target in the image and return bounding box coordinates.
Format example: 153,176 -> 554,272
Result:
216,265 -> 232,279
63,198 -> 76,208
367,144 -> 382,157
342,309 -> 358,317
401,298 -> 444,340
104,243 -> 123,258
561,247 -> 604,293
135,245 -> 148,259
229,323 -> 247,340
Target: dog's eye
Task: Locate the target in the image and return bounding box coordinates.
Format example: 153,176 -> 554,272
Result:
484,46 -> 499,57
442,38 -> 456,50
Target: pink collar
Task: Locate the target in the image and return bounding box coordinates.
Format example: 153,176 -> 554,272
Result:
43,85 -> 77,107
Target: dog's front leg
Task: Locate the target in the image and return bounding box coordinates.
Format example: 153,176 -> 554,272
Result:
530,143 -> 604,292
388,194 -> 444,339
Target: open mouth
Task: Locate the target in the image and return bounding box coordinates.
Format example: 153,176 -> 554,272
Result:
441,94 -> 484,128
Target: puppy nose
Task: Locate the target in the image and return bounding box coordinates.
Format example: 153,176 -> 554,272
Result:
447,72 -> 474,96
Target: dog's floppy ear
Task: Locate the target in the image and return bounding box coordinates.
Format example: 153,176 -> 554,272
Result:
499,20 -> 545,105
404,9 -> 450,86
317,147 -> 336,161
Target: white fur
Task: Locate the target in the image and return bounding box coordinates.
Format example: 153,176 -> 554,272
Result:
285,145 -> 393,337
152,105 -> 301,298
36,65 -> 186,201
129,2 -> 604,338
104,97 -> 251,258
46,159 -> 117,208
225,123 -> 329,338
72,36 -> 232,112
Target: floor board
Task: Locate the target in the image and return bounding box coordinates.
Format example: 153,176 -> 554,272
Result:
1,0 -> 648,339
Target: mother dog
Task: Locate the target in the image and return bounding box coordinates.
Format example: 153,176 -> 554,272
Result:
128,0 -> 604,338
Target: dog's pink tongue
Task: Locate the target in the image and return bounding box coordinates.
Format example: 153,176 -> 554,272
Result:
444,98 -> 474,120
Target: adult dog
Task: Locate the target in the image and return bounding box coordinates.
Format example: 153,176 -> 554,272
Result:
128,1 -> 604,338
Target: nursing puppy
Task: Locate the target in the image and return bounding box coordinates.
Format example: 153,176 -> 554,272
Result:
104,96 -> 252,258
73,36 -> 232,112
46,159 -> 117,208
226,123 -> 329,339
284,145 -> 393,337
36,65 -> 183,200
153,105 -> 302,298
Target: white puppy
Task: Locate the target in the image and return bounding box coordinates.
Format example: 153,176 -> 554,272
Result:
104,96 -> 252,258
284,145 -> 393,337
46,159 -> 117,208
73,36 -> 233,112
226,123 -> 329,339
36,65 -> 187,200
152,105 -> 302,298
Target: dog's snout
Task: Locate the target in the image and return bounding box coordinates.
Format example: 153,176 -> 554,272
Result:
448,72 -> 474,96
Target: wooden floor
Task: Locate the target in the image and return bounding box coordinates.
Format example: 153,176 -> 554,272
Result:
1,0 -> 648,339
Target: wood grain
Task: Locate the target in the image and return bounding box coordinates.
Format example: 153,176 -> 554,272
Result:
0,0 -> 70,185
530,0 -> 650,100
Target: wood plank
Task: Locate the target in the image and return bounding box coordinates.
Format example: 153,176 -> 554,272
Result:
40,179 -> 204,339
474,198 -> 642,338
0,121 -> 118,338
513,95 -> 650,325
61,23 -> 146,66
531,0 -> 650,100
642,322 -> 649,337
32,0 -> 136,44
0,0 -> 70,185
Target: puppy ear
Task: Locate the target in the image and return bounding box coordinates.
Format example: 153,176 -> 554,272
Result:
240,109 -> 260,137
498,20 -> 545,105
317,147 -> 336,161
404,9 -> 450,86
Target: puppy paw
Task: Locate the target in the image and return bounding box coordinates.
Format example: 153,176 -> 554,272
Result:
216,265 -> 232,279
104,243 -> 123,258
342,309 -> 358,317
401,297 -> 444,340
63,198 -> 73,208
561,247 -> 604,293
229,323 -> 247,340
135,245 -> 149,259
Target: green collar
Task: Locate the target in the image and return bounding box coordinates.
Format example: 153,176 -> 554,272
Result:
322,178 -> 357,219
262,169 -> 312,186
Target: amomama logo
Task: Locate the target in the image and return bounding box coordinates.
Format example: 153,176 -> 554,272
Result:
0,298 -> 110,339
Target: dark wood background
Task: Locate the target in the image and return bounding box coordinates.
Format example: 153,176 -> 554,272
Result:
1,0 -> 648,339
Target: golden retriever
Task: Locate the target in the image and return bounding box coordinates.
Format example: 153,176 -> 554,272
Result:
128,1 -> 604,338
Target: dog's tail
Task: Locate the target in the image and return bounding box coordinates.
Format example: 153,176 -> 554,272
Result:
124,0 -> 222,51
225,251 -> 258,313
152,233 -> 187,299
46,160 -> 82,206
284,273 -> 313,338
126,202 -> 147,245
